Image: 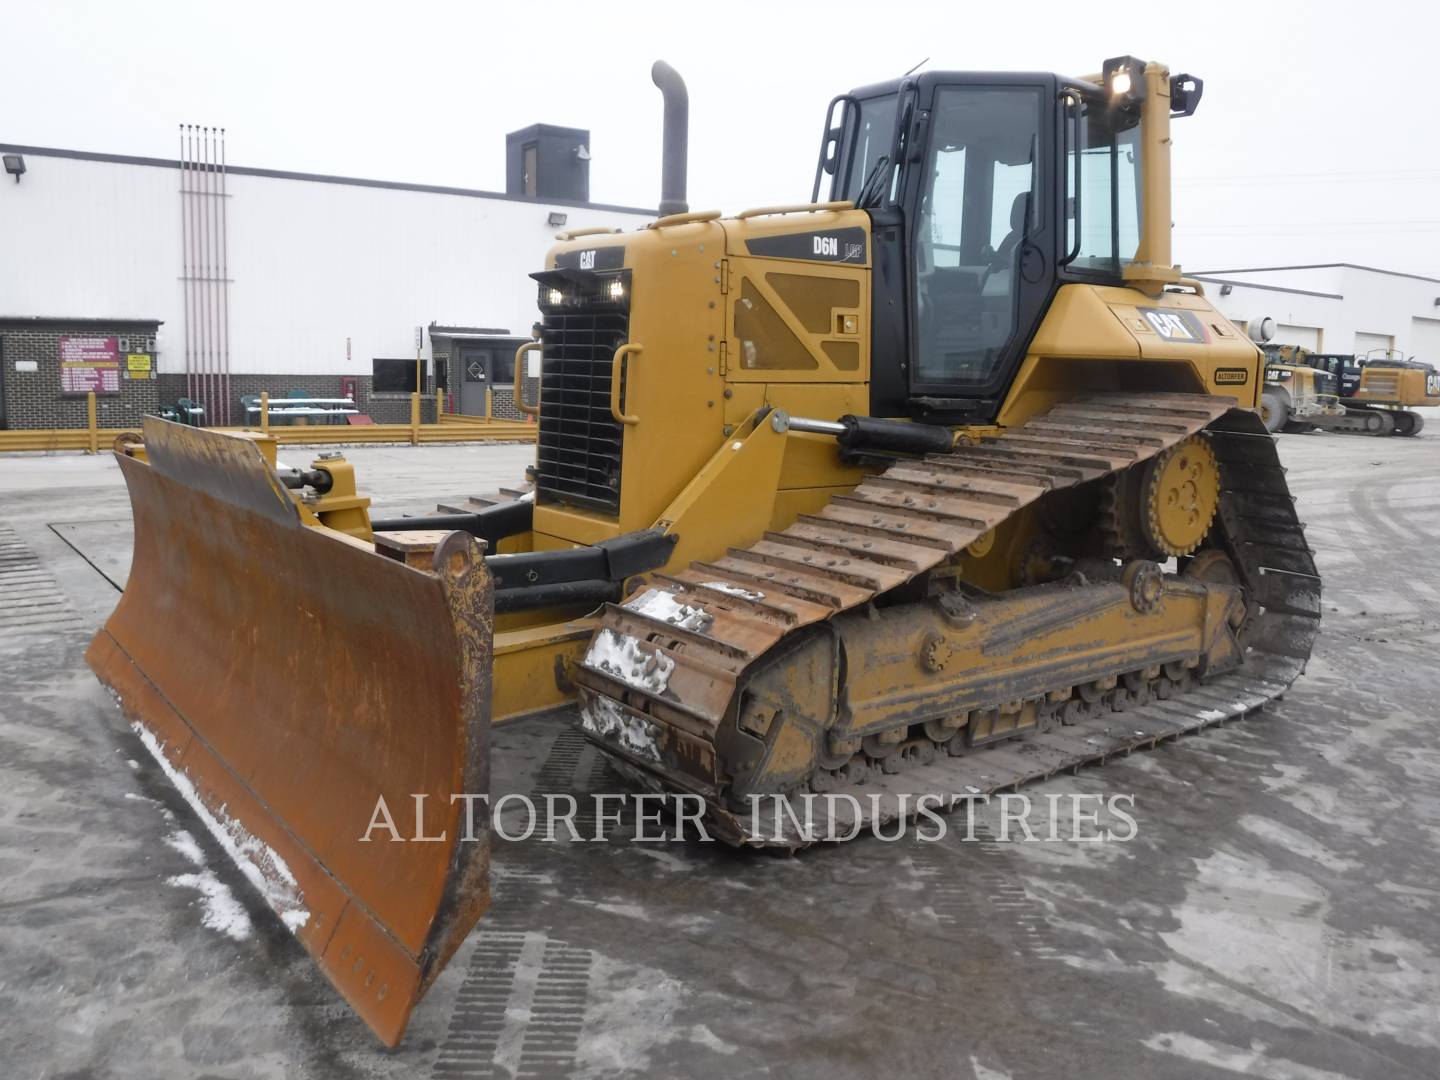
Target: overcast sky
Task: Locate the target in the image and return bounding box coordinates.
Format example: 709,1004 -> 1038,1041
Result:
6,0 -> 1440,278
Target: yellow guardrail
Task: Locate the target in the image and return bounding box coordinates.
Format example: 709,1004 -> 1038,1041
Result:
0,393 -> 537,453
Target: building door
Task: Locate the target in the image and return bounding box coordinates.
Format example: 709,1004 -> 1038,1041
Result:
1274,324 -> 1321,351
458,347 -> 494,416
1411,317 -> 1440,362
1355,331 -> 1394,359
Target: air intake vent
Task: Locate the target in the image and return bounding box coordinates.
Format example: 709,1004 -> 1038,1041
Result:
535,295 -> 629,514
1367,374 -> 1399,397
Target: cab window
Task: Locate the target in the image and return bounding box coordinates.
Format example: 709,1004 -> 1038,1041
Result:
840,94 -> 900,203
1066,101 -> 1142,272
913,86 -> 1043,387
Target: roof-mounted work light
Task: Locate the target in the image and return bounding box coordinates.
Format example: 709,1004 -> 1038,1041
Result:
1169,73 -> 1205,117
1102,56 -> 1147,106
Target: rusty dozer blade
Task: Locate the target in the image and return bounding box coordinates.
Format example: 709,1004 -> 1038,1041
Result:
87,418 -> 493,1046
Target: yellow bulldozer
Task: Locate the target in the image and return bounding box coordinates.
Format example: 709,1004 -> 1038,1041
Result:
1259,344 -> 1349,432
89,57 -> 1320,1045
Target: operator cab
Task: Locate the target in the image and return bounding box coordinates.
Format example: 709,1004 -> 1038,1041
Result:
813,60 -> 1202,422
1305,353 -> 1365,398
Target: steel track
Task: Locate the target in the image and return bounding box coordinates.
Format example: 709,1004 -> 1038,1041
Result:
572,395 -> 1320,845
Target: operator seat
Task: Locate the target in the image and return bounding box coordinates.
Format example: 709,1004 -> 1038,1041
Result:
990,192 -> 1030,270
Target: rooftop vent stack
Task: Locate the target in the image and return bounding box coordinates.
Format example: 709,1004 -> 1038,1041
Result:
178,124 -> 233,425
505,125 -> 591,202
651,61 -> 689,216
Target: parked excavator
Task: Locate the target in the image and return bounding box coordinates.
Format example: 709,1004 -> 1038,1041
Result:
89,56 -> 1319,1046
1262,343 -> 1437,435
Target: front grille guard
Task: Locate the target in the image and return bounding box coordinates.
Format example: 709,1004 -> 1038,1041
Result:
534,274 -> 631,514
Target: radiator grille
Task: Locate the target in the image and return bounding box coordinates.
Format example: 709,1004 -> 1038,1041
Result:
536,297 -> 629,514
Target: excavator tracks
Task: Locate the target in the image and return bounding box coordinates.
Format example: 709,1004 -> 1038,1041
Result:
571,394 -> 1320,845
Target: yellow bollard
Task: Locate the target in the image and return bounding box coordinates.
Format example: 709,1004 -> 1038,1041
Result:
410,391 -> 420,446
260,392 -> 271,435
87,391 -> 98,454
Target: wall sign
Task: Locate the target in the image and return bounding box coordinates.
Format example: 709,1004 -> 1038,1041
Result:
126,353 -> 154,380
59,336 -> 122,394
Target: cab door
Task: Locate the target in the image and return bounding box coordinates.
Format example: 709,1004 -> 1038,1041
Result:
903,78 -> 1056,418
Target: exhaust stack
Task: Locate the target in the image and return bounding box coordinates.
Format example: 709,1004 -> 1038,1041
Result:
651,60 -> 689,216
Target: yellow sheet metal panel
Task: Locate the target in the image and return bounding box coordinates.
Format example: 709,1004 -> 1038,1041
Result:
651,411 -> 790,571
1002,285 -> 1262,425
722,382 -> 869,482
532,504 -> 622,547
540,211 -> 873,546
1354,365 -> 1440,407
492,621 -> 595,724
1026,285 -> 1144,361
724,267 -> 870,383
721,205 -> 871,263
720,208 -> 870,385
777,432 -> 867,492
615,222 -> 728,533
543,221 -> 728,538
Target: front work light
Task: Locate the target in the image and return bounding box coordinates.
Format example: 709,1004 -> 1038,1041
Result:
1101,55 -> 1147,109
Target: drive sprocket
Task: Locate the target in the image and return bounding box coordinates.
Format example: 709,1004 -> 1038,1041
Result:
1101,434 -> 1220,559
1143,435 -> 1220,556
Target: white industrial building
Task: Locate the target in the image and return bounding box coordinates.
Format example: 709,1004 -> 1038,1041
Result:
0,132 -> 654,429
4,132 -> 1439,431
1199,264 -> 1440,360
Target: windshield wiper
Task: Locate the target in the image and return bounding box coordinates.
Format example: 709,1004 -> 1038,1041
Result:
856,155 -> 891,209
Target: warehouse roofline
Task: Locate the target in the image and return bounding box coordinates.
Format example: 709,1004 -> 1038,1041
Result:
1193,262 -> 1440,287
429,324 -> 514,337
0,142 -> 658,217
1190,276 -> 1343,301
0,315 -> 163,327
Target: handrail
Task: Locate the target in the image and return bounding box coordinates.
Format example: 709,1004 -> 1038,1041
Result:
609,343 -> 643,426
646,209 -> 721,229
514,341 -> 541,417
737,200 -> 855,219
1060,90 -> 1082,266
555,226 -> 622,241
812,94 -> 860,203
